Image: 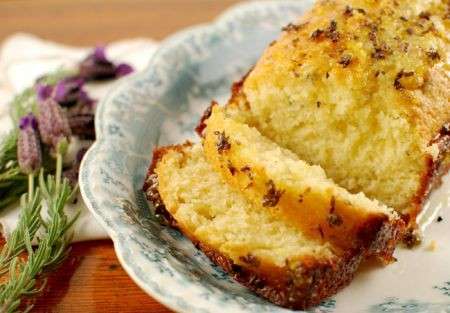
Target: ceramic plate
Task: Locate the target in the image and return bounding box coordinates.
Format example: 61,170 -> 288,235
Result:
79,1 -> 450,312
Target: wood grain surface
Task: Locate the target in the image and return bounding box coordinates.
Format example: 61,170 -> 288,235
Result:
0,1 -> 241,312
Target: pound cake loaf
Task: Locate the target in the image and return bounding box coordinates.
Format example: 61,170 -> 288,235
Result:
144,143 -> 403,309
202,106 -> 403,259
226,0 -> 450,227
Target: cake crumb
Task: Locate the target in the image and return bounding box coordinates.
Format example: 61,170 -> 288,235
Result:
426,240 -> 437,251
403,229 -> 421,248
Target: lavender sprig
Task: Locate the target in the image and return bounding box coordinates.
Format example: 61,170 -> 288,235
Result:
37,98 -> 71,153
53,78 -> 95,110
79,46 -> 116,80
67,114 -> 95,140
0,45 -> 133,309
115,63 -> 134,77
0,186 -> 42,276
0,168 -> 79,312
0,114 -> 44,276
79,46 -> 134,81
63,148 -> 88,187
17,115 -> 41,176
0,119 -> 78,312
53,77 -> 85,107
9,69 -> 76,125
1,70 -> 74,211
36,84 -> 53,103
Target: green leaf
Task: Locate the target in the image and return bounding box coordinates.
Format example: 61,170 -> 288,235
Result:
0,131 -> 18,171
0,184 -> 28,211
38,69 -> 76,86
9,88 -> 37,126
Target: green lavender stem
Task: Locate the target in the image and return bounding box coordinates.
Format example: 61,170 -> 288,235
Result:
55,153 -> 62,193
27,175 -> 33,204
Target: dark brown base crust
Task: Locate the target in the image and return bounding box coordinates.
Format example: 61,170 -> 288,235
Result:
401,124 -> 450,247
143,145 -> 404,310
196,240 -> 362,310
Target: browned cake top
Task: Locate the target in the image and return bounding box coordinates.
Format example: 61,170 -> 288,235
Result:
244,0 -> 449,144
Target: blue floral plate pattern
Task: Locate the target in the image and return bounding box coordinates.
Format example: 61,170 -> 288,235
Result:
79,1 -> 450,312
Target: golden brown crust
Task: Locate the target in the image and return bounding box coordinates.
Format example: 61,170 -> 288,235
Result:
143,145 -> 404,309
195,102 -> 216,137
146,142 -> 193,174
143,142 -> 193,225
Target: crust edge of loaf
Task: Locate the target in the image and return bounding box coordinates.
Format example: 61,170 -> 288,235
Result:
143,144 -> 404,309
410,126 -> 450,226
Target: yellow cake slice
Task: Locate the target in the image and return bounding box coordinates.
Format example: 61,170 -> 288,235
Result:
225,0 -> 450,228
144,143 -> 403,309
202,105 -> 402,256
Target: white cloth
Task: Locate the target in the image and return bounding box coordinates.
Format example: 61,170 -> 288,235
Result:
0,33 -> 158,242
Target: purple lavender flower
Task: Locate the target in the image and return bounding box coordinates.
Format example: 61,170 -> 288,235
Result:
37,98 -> 72,151
79,46 -> 116,81
17,114 -> 42,175
77,89 -> 96,108
53,77 -> 85,107
36,84 -> 53,102
79,46 -> 134,81
68,113 -> 95,140
93,46 -> 108,62
115,63 -> 134,77
63,148 -> 88,187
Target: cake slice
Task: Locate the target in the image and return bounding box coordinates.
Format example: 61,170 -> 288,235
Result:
144,143 -> 403,309
202,105 -> 403,259
225,0 -> 450,228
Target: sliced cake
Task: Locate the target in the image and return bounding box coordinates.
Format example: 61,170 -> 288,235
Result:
225,0 -> 450,228
144,143 -> 403,309
202,105 -> 403,259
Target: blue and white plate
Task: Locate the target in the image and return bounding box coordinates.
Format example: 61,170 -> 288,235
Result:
79,1 -> 450,312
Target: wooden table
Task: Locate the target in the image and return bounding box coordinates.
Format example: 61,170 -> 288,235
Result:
0,1 -> 241,311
